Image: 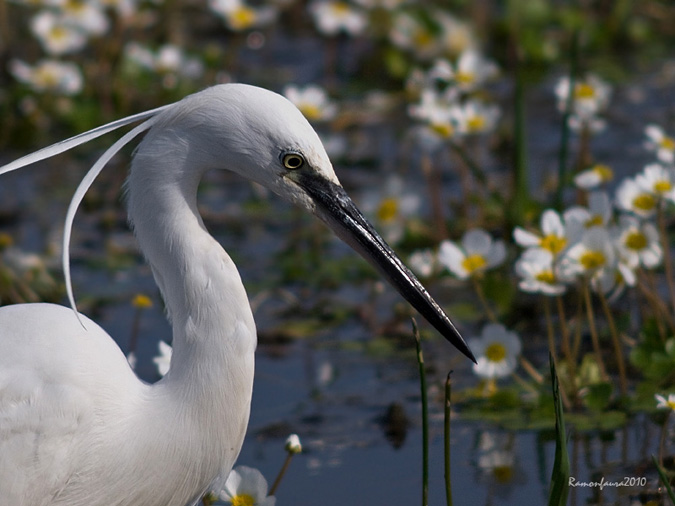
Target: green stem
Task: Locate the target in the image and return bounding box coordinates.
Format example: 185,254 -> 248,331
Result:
582,281 -> 609,381
658,204 -> 675,319
544,296 -> 558,364
597,290 -> 627,396
444,372 -> 453,506
472,277 -> 498,323
448,139 -> 488,187
555,30 -> 579,211
413,320 -> 428,506
269,453 -> 293,496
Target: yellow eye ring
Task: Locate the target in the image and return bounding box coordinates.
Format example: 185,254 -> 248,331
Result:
282,152 -> 305,170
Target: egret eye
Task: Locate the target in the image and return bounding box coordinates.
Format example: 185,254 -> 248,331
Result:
282,152 -> 305,170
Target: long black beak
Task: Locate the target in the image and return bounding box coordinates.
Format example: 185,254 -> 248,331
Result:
295,171 -> 476,363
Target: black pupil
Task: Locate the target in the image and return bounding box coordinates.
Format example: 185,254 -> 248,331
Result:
286,155 -> 302,168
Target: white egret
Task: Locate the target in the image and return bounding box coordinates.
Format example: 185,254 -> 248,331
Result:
0,84 -> 474,506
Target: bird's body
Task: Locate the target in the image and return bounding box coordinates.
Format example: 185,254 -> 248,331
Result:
0,84 -> 472,505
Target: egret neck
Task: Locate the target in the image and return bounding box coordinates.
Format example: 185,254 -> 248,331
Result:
126,126 -> 256,491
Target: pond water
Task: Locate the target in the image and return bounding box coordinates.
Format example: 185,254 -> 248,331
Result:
0,118 -> 669,506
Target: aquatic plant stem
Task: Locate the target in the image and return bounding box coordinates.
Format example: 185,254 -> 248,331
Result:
638,270 -> 675,336
554,30 -> 579,211
444,372 -> 453,506
472,277 -> 497,323
657,204 -> 675,318
518,356 -> 544,385
544,296 -> 558,364
582,281 -> 609,381
421,154 -> 448,241
556,295 -> 578,406
597,290 -> 627,396
269,453 -> 294,496
412,319 -> 429,506
658,410 -> 671,467
448,140 -> 488,187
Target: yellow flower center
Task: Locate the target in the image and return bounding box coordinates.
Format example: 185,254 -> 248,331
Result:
466,115 -> 486,132
229,6 -> 257,30
34,67 -> 60,88
231,494 -> 255,506
377,198 -> 399,223
579,250 -> 606,270
132,294 -> 153,309
462,254 -> 487,274
592,164 -> 613,182
413,31 -> 434,49
574,83 -> 596,100
668,400 -> 675,411
0,232 -> 13,249
585,214 -> 604,228
49,25 -> 69,42
535,270 -> 557,285
455,71 -> 475,86
485,342 -> 507,362
330,1 -> 351,15
539,234 -> 566,255
632,193 -> 656,211
64,0 -> 87,14
493,465 -> 514,484
298,104 -> 323,121
430,122 -> 454,138
654,180 -> 673,193
660,136 -> 675,151
625,231 -> 647,251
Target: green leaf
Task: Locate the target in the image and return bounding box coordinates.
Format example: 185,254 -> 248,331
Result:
652,455 -> 675,504
548,355 -> 570,506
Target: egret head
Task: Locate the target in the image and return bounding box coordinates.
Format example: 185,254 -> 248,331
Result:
139,83 -> 475,362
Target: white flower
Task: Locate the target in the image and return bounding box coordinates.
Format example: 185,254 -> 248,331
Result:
635,163 -> 675,203
458,99 -> 501,135
452,49 -> 498,93
9,59 -> 83,95
209,0 -> 277,31
574,164 -> 614,189
555,74 -> 611,120
567,112 -> 606,134
616,177 -> 658,218
360,175 -> 420,245
408,249 -> 436,278
559,226 -> 615,280
153,340 -> 172,377
437,11 -> 476,57
613,215 -> 661,270
127,351 -> 137,370
563,191 -> 612,242
644,124 -> 675,164
408,88 -> 463,139
219,466 -> 276,506
390,11 -> 442,61
515,248 -> 567,296
655,393 -> 675,411
31,10 -> 88,55
438,228 -> 506,279
283,84 -> 337,121
309,0 -> 367,36
513,209 -> 569,257
124,43 -> 204,86
468,323 -> 521,379
285,434 -> 302,454
60,0 -> 109,36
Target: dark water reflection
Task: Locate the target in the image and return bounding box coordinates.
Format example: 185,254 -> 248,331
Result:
0,66 -> 673,504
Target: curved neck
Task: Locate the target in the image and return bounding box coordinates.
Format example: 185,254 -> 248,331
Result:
126,137 -> 257,396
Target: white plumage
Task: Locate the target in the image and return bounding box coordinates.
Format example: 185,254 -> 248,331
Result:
0,84 -> 472,505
